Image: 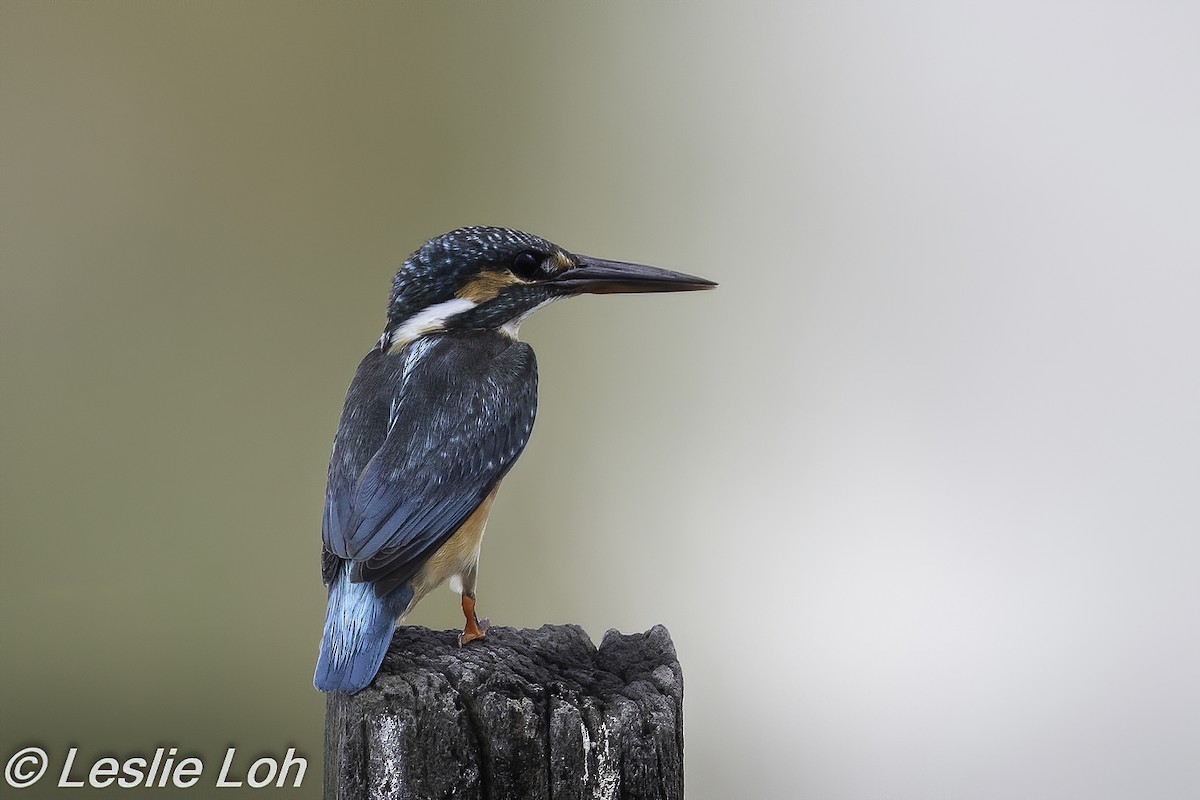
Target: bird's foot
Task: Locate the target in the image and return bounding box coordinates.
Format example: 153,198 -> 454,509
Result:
459,593 -> 490,646
459,617 -> 490,647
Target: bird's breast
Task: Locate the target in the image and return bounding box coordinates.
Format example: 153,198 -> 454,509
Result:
410,485 -> 500,598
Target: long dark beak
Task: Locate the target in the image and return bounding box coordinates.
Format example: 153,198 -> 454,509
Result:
550,255 -> 717,294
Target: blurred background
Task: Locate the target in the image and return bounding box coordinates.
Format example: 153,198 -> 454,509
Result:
2,2 -> 1198,798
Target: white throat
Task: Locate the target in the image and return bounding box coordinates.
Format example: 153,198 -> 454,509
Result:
500,297 -> 559,340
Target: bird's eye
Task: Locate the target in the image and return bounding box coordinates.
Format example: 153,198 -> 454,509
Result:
512,252 -> 540,277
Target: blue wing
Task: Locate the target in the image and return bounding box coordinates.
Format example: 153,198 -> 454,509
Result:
322,331 -> 537,597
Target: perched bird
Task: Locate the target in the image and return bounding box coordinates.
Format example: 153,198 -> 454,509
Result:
314,226 -> 715,693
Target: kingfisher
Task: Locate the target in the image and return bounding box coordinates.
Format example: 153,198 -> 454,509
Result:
314,226 -> 715,693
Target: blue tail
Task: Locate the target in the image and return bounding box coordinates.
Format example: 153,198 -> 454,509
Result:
314,564 -> 414,694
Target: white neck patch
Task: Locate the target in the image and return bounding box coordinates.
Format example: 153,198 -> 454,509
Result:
389,297 -> 476,349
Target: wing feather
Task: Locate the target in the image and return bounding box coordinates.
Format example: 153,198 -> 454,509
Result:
320,332 -> 537,597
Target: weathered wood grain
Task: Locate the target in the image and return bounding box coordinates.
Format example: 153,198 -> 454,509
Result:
324,624 -> 683,800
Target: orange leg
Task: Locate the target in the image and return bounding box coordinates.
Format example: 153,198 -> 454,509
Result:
459,593 -> 490,647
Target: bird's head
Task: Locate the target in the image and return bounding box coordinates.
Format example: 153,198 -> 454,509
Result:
383,226 -> 715,347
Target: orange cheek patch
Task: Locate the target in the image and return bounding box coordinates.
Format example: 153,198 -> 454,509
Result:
456,271 -> 519,303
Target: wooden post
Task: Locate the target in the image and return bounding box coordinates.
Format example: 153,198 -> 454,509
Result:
324,624 -> 684,800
